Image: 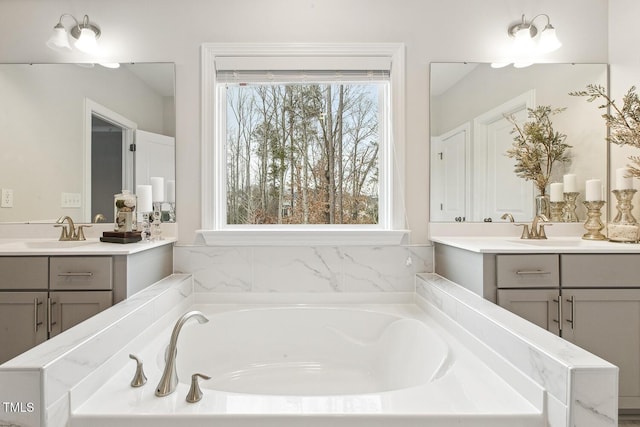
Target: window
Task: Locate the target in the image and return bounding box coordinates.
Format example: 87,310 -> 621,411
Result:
201,44 -> 406,245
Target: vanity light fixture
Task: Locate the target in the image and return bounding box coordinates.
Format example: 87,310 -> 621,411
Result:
492,13 -> 562,68
46,14 -> 102,55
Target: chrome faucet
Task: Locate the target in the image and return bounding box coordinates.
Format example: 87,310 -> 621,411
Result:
515,214 -> 551,239
155,311 -> 209,397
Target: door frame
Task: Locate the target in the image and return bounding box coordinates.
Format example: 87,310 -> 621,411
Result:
83,99 -> 137,223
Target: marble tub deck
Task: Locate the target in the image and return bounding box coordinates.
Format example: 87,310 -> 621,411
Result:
0,273 -> 618,427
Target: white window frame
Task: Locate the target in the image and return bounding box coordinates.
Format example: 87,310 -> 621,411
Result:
200,43 -> 407,245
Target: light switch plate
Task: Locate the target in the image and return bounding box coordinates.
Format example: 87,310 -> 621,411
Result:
1,189 -> 13,208
61,192 -> 81,208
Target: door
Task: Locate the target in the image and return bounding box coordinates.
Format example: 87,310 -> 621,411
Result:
135,130 -> 175,190
431,123 -> 469,222
497,289 -> 561,335
0,292 -> 48,363
561,289 -> 640,410
473,91 -> 535,222
48,291 -> 112,338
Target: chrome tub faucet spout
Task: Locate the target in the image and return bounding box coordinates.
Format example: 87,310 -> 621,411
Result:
155,311 -> 209,397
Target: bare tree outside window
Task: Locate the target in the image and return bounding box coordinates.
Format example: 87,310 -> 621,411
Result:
225,82 -> 383,225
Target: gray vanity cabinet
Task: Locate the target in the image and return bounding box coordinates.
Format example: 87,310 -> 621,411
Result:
0,256 -> 114,364
0,292 -> 48,362
495,253 -> 640,411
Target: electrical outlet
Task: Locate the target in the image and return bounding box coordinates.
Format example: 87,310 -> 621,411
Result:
1,189 -> 13,208
61,192 -> 81,208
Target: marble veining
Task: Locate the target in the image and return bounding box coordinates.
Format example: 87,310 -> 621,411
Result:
174,244 -> 433,293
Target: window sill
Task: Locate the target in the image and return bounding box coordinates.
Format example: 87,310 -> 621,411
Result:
196,229 -> 409,246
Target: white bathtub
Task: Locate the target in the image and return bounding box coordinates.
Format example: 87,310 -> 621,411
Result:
73,302 -> 544,427
174,307 -> 449,395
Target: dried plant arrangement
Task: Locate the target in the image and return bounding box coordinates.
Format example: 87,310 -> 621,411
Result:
570,84 -> 640,178
505,105 -> 571,196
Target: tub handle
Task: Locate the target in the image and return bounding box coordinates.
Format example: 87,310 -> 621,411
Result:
129,354 -> 147,387
186,373 -> 211,403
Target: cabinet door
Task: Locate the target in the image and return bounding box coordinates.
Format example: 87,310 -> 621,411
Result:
48,291 -> 112,338
561,289 -> 640,410
497,289 -> 561,335
0,292 -> 47,364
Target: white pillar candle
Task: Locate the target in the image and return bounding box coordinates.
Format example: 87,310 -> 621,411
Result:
550,182 -> 564,202
166,180 -> 176,203
616,168 -> 633,190
563,174 -> 577,193
136,185 -> 153,212
150,177 -> 165,202
585,179 -> 602,201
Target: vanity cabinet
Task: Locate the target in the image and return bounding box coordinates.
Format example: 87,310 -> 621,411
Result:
493,253 -> 640,411
0,256 -> 114,363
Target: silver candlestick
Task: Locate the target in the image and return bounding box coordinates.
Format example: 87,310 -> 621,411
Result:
550,201 -> 565,222
608,189 -> 639,243
563,192 -> 580,222
582,200 -> 606,240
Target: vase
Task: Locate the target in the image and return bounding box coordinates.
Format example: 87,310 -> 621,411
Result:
535,194 -> 551,218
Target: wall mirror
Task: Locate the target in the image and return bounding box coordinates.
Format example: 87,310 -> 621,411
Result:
0,62 -> 175,224
430,62 -> 608,223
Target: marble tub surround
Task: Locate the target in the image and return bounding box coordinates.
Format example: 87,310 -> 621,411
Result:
174,244 -> 433,293
417,273 -> 618,427
0,274 -> 193,427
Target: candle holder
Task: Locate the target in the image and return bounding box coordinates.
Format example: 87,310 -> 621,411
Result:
141,211 -> 152,242
152,202 -> 164,241
167,202 -> 176,223
550,201 -> 565,222
582,200 -> 607,240
608,189 -> 639,243
562,192 -> 580,222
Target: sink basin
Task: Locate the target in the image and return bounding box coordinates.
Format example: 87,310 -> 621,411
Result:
0,239 -> 99,249
508,239 -> 586,247
23,240 -> 98,248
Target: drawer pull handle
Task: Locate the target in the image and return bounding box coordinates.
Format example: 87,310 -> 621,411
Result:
516,270 -> 551,275
58,272 -> 93,277
33,298 -> 43,333
552,297 -> 562,332
566,296 -> 575,329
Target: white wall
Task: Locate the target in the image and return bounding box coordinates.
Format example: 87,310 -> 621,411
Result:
0,0 -> 609,243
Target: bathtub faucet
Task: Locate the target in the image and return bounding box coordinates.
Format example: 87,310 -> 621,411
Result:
155,311 -> 209,397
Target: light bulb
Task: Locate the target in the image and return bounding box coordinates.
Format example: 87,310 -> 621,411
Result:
74,27 -> 100,54
46,23 -> 71,51
539,25 -> 562,53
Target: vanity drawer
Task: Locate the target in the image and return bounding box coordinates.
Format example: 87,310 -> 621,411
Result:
561,254 -> 640,287
0,257 -> 48,290
50,257 -> 112,290
496,254 -> 559,288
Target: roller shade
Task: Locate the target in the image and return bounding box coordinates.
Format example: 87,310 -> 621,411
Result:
215,56 -> 391,83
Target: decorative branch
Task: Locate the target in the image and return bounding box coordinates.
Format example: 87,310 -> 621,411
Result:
505,106 -> 571,196
570,84 -> 640,178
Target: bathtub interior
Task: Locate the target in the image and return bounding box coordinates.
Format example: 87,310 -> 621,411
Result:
172,307 -> 450,395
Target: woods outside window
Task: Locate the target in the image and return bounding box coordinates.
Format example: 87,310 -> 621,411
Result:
201,43 -> 406,244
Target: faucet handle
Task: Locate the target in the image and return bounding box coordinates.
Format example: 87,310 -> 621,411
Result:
514,223 -> 531,239
76,224 -> 92,241
186,373 -> 211,403
129,354 -> 147,387
54,224 -> 69,241
537,223 -> 552,239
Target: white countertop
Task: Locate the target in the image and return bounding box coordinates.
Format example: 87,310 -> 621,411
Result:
431,236 -> 640,253
0,237 -> 175,256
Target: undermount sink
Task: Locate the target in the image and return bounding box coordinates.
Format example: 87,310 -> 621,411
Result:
0,239 -> 99,249
24,240 -> 98,248
508,239 -> 586,247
